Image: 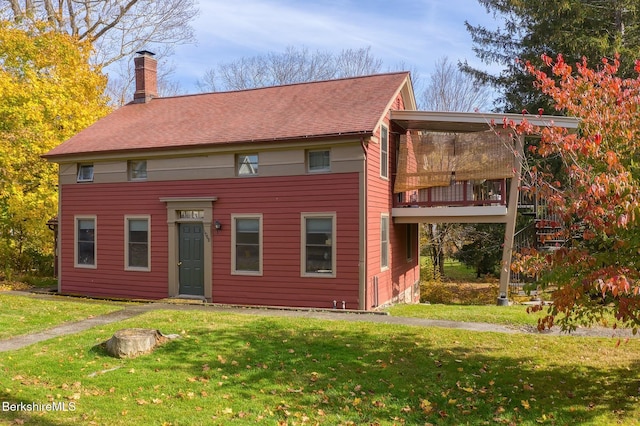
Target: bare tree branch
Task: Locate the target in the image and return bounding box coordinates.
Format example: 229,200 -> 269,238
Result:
422,56 -> 493,112
41,0 -> 56,24
8,0 -> 22,18
1,0 -> 198,67
201,45 -> 385,92
88,0 -> 139,41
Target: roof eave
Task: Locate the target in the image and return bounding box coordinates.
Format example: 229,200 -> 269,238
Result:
390,110 -> 580,133
42,130 -> 374,162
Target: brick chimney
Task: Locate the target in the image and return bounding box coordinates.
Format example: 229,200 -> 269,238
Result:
133,50 -> 158,103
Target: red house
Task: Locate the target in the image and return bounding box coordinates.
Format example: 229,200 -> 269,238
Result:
44,51 -> 420,310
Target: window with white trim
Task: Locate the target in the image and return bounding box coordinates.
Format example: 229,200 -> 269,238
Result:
406,224 -> 415,261
128,160 -> 148,181
381,214 -> 389,269
380,124 -> 389,178
302,213 -> 336,276
232,214 -> 262,275
77,164 -> 94,182
125,216 -> 150,270
236,153 -> 258,176
75,216 -> 96,267
307,149 -> 331,173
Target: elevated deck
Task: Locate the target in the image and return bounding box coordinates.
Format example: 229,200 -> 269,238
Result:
393,178 -> 508,223
388,110 -> 580,303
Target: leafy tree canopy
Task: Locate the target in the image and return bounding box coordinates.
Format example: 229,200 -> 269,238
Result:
0,20 -> 110,273
464,0 -> 640,112
512,53 -> 640,333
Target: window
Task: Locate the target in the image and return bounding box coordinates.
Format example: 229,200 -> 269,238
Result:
380,125 -> 388,178
302,213 -> 336,277
128,160 -> 147,181
381,215 -> 389,269
75,216 -> 96,267
178,210 -> 204,220
406,224 -> 415,261
307,149 -> 330,173
77,164 -> 94,182
125,216 -> 150,270
236,154 -> 258,176
232,215 -> 262,274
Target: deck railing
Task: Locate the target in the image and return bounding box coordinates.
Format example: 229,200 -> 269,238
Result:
394,179 -> 507,208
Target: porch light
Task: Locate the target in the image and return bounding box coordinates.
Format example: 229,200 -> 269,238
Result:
214,220 -> 222,231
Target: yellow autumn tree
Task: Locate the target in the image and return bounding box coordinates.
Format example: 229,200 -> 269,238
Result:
0,21 -> 110,276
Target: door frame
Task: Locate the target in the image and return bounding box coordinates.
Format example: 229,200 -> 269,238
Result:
160,197 -> 216,301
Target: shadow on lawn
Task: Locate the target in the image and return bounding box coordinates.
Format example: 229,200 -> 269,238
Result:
3,313 -> 639,425
131,317 -> 640,425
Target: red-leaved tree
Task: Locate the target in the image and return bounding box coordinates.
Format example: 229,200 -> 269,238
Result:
512,53 -> 640,333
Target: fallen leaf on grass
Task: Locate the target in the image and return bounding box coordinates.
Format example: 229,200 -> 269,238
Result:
420,399 -> 434,414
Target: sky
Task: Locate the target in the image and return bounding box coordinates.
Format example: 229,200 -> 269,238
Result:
170,0 -> 500,94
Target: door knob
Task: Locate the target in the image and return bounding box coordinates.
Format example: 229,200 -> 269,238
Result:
177,261 -> 183,266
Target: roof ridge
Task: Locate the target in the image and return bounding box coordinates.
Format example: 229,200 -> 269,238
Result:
151,71 -> 410,101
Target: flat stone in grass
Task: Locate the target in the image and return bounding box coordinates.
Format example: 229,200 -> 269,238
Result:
104,328 -> 179,358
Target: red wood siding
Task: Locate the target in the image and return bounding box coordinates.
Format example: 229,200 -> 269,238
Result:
365,93 -> 420,309
59,173 -> 361,309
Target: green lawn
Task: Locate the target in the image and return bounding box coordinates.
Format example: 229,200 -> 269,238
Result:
0,294 -> 124,339
442,259 -> 479,281
387,303 -> 545,327
1,307 -> 639,425
387,303 -> 627,331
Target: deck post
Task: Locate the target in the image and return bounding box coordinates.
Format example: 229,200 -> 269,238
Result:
497,134 -> 524,305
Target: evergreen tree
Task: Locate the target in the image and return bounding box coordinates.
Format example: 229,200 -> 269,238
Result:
464,0 -> 640,112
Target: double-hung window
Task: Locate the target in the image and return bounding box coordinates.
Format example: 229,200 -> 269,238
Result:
381,214 -> 389,269
406,224 -> 415,262
302,213 -> 336,277
232,214 -> 262,274
75,216 -> 96,267
125,216 -> 150,270
380,125 -> 389,179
